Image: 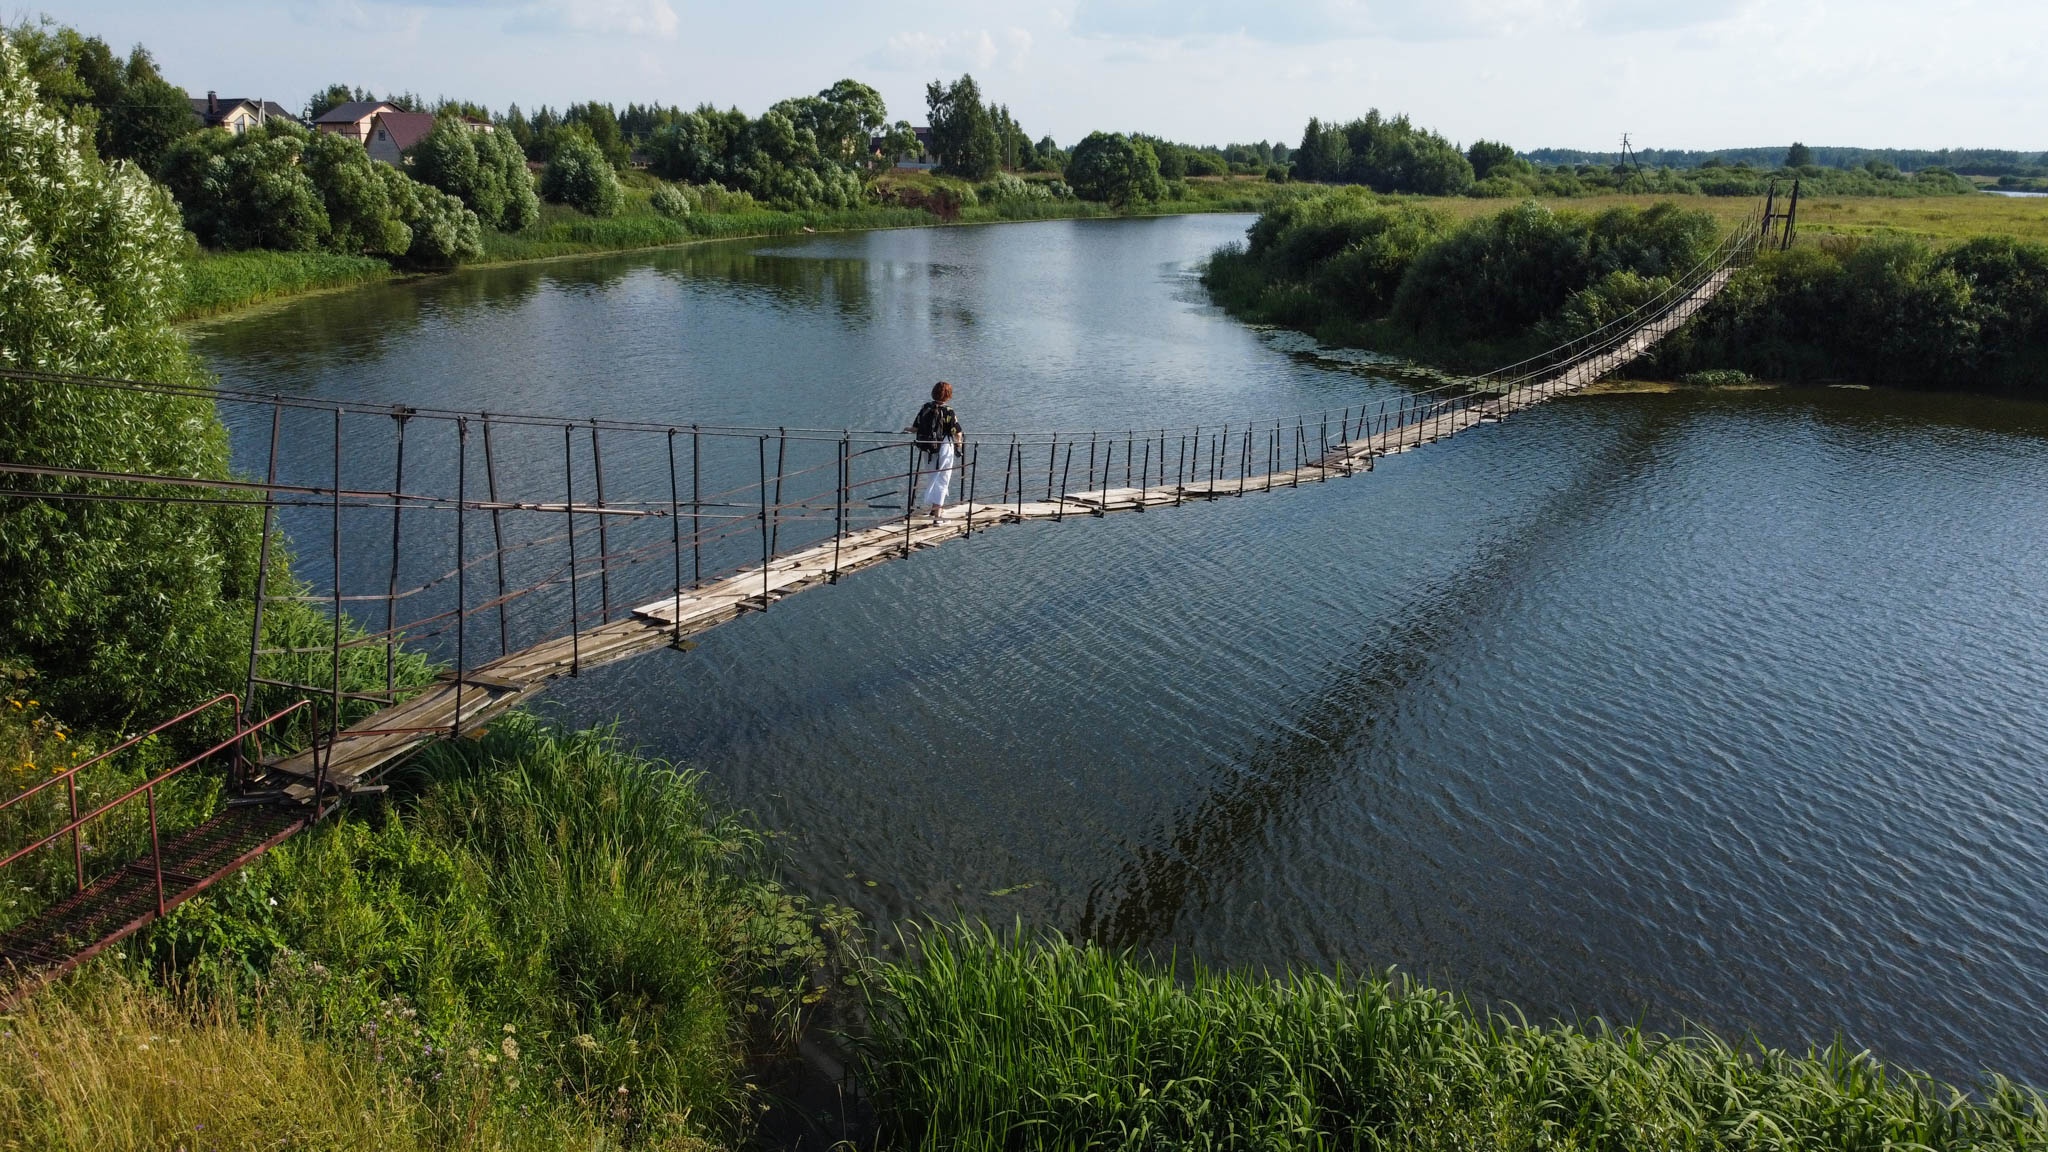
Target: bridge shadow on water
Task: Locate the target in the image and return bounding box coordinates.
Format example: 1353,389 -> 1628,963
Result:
1075,399 -> 1691,970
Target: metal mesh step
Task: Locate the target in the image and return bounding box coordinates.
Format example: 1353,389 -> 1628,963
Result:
0,803 -> 306,998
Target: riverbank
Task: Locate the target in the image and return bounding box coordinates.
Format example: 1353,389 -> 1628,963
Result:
1,711 -> 858,1150
174,174 -> 1296,323
11,706 -> 2044,1150
1205,191 -> 2048,394
864,927 -> 2048,1152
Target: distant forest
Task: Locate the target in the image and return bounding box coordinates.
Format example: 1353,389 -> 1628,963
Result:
1525,146 -> 2048,177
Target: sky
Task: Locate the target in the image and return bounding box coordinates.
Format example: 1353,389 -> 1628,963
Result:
41,0 -> 2045,152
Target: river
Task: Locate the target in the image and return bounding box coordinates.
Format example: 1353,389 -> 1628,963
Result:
193,214 -> 2048,1089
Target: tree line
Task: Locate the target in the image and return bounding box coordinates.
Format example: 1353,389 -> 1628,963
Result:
1203,189 -> 2048,395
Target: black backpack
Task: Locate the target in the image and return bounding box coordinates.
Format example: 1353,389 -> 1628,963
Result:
912,401 -> 947,457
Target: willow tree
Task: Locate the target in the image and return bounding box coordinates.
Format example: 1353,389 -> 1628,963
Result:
0,31 -> 262,728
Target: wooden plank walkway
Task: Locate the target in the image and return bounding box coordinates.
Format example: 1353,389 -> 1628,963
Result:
266,266 -> 1733,797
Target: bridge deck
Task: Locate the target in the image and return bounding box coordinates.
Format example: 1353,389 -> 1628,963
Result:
265,265 -> 1733,796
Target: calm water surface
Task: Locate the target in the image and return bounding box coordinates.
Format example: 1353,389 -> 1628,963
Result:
195,216 -> 2048,1087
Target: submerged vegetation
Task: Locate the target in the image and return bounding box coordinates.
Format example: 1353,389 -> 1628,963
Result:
866,928 -> 2048,1152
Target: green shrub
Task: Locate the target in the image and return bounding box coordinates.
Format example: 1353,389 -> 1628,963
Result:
413,116 -> 538,232
539,132 -> 622,217
1664,234 -> 2048,393
1067,131 -> 1167,205
649,183 -> 691,218
1680,368 -> 1756,386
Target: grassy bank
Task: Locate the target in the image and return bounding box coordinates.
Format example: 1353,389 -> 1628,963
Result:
1205,191 -> 2048,393
176,249 -> 393,320
2,712 -> 851,1149
863,927 -> 2048,1152
176,173 -> 1300,321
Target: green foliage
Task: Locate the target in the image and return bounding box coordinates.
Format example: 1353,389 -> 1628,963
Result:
1786,141 -> 1815,169
540,130 -> 623,217
647,81 -> 888,211
389,170 -> 485,267
3,15 -> 241,174
98,49 -> 193,175
301,129 -> 411,256
145,714 -> 850,1146
1295,110 -> 1475,194
1,32 -> 429,734
158,120 -> 484,266
176,249 -> 390,319
1661,234 -> 2048,392
562,101 -> 629,168
1391,200 -> 1718,342
865,926 -> 2048,1152
926,73 -> 999,181
1066,131 -> 1167,206
0,34 -> 258,727
412,117 -> 539,232
648,183 -> 691,218
1466,139 -> 1522,181
303,82 -> 376,122
1205,191 -> 1449,329
156,123 -> 330,252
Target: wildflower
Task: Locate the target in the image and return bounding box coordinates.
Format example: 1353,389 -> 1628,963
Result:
485,1053 -> 499,1065
501,1036 -> 520,1062
502,1022 -> 515,1034
572,1034 -> 599,1051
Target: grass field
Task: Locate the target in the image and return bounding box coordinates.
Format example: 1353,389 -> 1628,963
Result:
1418,191 -> 2048,244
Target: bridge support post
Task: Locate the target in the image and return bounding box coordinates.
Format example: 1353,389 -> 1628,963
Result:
482,415 -> 509,658
668,429 -> 683,644
591,422 -> 610,623
386,411 -> 407,697
453,417 -> 467,739
564,425 -> 579,676
242,400 -> 282,791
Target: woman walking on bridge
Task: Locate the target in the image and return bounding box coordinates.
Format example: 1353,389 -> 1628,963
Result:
911,381 -> 964,518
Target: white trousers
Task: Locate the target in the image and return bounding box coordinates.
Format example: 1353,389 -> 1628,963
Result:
920,440 -> 955,508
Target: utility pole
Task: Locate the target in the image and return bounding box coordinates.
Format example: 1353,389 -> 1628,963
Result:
1620,133 -> 1643,176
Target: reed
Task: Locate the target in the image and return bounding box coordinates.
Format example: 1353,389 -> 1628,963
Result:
176,250 -> 391,320
862,925 -> 2048,1152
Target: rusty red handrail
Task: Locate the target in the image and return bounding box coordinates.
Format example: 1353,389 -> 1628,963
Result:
0,699 -> 313,916
0,694 -> 242,892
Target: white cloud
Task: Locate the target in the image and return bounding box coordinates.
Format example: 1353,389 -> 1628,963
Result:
863,27 -> 1036,73
1070,0 -> 1749,43
517,0 -> 679,36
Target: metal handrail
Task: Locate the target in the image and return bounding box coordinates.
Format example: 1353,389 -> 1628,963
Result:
0,694 -> 242,893
0,699 -> 314,916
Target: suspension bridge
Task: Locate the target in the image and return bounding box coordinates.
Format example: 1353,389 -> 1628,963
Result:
0,195 -> 1792,1004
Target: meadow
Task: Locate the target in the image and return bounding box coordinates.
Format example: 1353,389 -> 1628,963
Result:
1421,191 -> 2048,246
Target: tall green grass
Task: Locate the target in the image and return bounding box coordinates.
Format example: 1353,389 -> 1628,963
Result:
863,926 -> 2048,1152
176,249 -> 391,320
131,711 -> 853,1147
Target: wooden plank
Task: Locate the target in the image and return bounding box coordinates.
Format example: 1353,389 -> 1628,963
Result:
261,268 -> 1738,802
